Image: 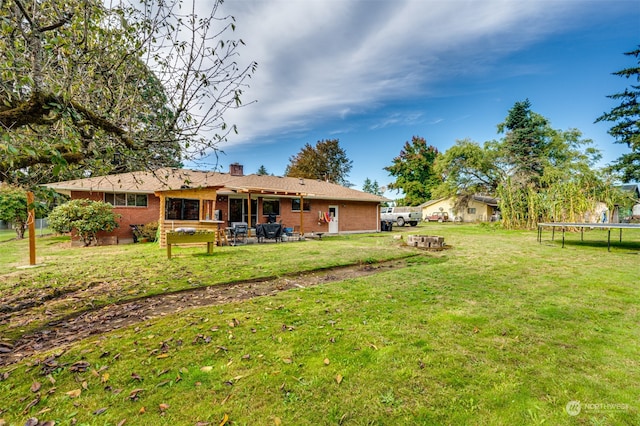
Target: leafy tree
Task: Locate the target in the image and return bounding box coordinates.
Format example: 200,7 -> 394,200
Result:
256,165 -> 269,175
595,47 -> 640,182
384,136 -> 440,206
362,178 -> 383,196
0,184 -> 49,238
434,138 -> 503,198
0,0 -> 256,185
48,199 -> 119,246
285,139 -> 353,186
436,102 -> 614,229
0,185 -> 29,239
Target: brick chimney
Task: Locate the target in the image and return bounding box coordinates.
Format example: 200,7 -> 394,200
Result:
229,163 -> 244,176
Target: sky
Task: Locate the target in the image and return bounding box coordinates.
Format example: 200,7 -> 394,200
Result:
191,0 -> 640,198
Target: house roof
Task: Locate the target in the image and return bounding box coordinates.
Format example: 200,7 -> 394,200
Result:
44,168 -> 389,203
617,183 -> 640,200
418,195 -> 499,208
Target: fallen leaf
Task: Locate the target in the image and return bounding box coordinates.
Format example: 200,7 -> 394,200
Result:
93,407 -> 107,415
335,374 -> 343,384
24,418 -> 38,426
219,413 -> 229,426
323,358 -> 330,365
66,389 -> 82,398
200,366 -> 213,372
131,373 -> 143,381
282,358 -> 293,364
159,403 -> 170,412
129,388 -> 145,400
274,417 -> 282,425
117,420 -> 126,426
46,375 -> 56,385
101,373 -> 110,383
473,326 -> 480,334
82,381 -> 89,391
138,407 -> 146,414
69,361 -> 90,372
30,382 -> 41,393
156,353 -> 169,359
242,354 -> 251,360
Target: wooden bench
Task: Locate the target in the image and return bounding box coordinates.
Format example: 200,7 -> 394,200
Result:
166,231 -> 216,259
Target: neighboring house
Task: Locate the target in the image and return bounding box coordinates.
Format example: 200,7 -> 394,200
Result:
618,184 -> 640,221
44,164 -> 389,246
419,195 -> 499,222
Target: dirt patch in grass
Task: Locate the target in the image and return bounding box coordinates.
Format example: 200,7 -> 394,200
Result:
0,258 -> 410,366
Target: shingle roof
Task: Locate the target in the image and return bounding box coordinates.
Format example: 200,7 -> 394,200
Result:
44,168 -> 388,203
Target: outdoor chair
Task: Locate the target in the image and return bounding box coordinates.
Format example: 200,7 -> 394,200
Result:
231,222 -> 248,245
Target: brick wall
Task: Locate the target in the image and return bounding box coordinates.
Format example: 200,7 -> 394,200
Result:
225,196 -> 380,234
70,191 -> 160,243
68,191 -> 381,243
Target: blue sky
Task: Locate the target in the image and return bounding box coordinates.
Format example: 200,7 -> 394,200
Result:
192,0 -> 639,198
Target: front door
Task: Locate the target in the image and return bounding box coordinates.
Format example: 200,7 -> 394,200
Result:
328,205 -> 339,234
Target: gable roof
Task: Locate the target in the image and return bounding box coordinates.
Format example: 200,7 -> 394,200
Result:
44,168 -> 389,203
617,183 -> 640,200
418,195 -> 499,208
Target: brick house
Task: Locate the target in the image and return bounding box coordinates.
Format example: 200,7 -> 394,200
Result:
45,164 -> 389,245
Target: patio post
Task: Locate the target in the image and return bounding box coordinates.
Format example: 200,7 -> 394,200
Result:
247,192 -> 252,237
299,194 -> 304,236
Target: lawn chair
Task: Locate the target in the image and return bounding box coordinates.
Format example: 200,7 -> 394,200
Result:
231,222 -> 248,245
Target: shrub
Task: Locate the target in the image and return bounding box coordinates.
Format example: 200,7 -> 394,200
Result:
139,221 -> 159,242
49,199 -> 120,246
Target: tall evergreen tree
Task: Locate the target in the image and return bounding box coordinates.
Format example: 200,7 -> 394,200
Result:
497,99 -> 552,186
362,178 -> 383,196
595,47 -> 640,182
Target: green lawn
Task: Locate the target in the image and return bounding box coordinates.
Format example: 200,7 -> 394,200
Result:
0,224 -> 638,425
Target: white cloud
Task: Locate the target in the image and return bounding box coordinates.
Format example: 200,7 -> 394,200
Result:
217,0 -> 585,148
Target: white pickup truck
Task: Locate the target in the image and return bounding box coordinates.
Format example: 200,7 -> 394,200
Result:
380,206 -> 421,227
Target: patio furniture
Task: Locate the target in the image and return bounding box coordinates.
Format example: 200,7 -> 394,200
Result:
229,222 -> 249,245
256,223 -> 283,243
283,226 -> 301,241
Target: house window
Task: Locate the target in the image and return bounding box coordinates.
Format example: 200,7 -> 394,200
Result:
262,199 -> 280,216
291,198 -> 311,212
165,198 -> 200,220
229,198 -> 257,226
105,193 -> 148,207
467,207 -> 477,214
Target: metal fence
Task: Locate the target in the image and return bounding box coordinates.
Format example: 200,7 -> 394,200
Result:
0,218 -> 50,235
